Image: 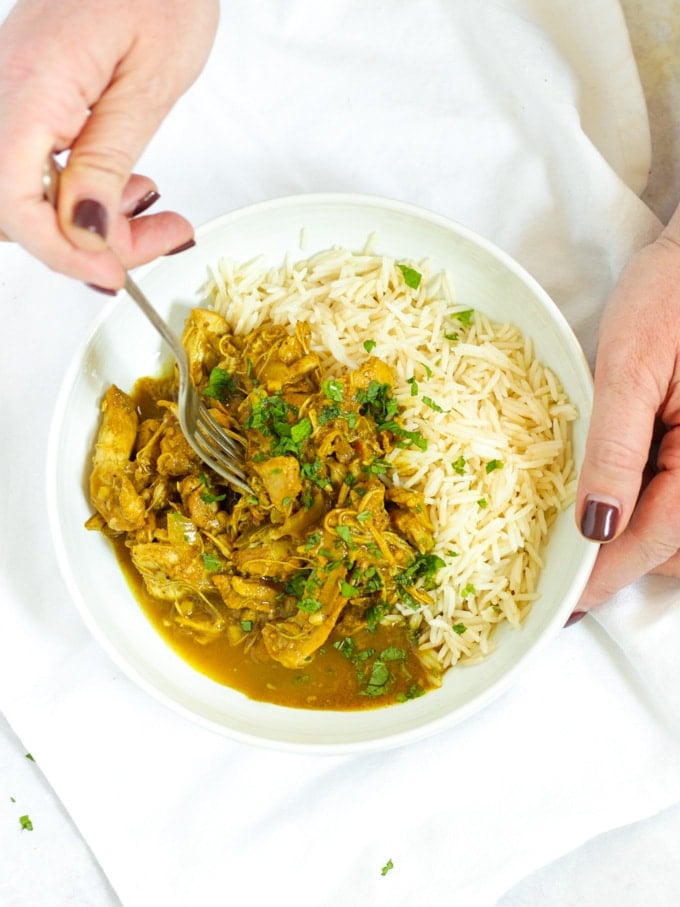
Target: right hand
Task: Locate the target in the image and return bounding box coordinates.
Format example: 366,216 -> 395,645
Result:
0,0 -> 219,289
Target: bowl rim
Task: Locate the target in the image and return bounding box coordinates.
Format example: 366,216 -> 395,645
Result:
46,192 -> 598,754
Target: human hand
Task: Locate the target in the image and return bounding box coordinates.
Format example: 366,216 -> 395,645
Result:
0,0 -> 219,289
575,204 -> 680,611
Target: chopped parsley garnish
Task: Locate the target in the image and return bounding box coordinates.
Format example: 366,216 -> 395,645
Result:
318,403 -> 341,425
397,263 -> 422,289
19,815 -> 33,831
381,646 -> 407,661
362,456 -> 392,476
444,331 -> 459,341
200,491 -> 226,504
422,395 -> 447,413
455,308 -> 474,326
461,583 -> 477,598
300,457 -> 330,490
201,552 -> 223,573
240,620 -> 254,632
244,392 -> 313,458
290,416 -> 312,444
355,380 -> 399,423
365,601 -> 388,631
363,659 -> 390,695
406,376 -> 419,396
285,569 -> 325,613
395,553 -> 446,589
452,457 -> 466,475
381,858 -> 394,876
478,498 -> 488,508
363,339 -> 376,353
453,622 -> 467,635
321,379 -> 344,402
198,472 -> 227,504
333,637 -> 410,698
485,459 -> 504,473
203,366 -> 237,401
396,684 -> 425,702
335,525 -> 354,547
304,531 -> 322,550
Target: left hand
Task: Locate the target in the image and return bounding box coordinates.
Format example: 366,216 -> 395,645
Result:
575,203 -> 680,611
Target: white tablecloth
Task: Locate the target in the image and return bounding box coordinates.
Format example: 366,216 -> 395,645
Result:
2,2 -> 679,904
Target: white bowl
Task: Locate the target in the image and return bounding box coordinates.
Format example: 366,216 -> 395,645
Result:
47,194 -> 597,754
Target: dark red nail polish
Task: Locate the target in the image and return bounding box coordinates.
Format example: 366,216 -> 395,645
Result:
130,190 -> 160,218
565,611 -> 587,628
164,238 -> 196,256
86,283 -> 117,296
580,499 -> 619,542
72,199 -> 108,239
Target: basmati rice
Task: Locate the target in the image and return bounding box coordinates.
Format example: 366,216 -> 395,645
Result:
204,246 -> 577,670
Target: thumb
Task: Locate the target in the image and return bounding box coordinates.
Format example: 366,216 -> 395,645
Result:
57,67 -> 175,254
576,344 -> 658,543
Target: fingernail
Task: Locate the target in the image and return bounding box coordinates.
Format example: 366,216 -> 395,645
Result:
580,495 -> 620,542
86,283 -> 117,296
72,199 -> 108,239
164,238 -> 196,256
565,611 -> 587,627
129,190 -> 160,218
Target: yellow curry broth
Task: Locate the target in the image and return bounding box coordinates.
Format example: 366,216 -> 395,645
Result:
113,536 -> 433,709
89,317 -> 442,710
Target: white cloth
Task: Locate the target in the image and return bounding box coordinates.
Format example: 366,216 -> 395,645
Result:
1,1 -> 679,905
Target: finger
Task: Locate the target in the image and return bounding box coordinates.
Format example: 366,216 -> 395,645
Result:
576,370 -> 656,543
120,173 -> 160,218
575,275 -> 674,542
110,209 -> 196,272
652,550 -> 680,580
578,458 -> 680,609
1,172 -> 159,240
57,62 -> 180,253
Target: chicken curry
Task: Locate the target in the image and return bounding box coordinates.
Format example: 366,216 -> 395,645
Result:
86,310 -> 443,709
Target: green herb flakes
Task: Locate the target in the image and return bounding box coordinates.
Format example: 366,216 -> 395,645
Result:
363,339 -> 376,354
422,395 -> 447,413
455,308 -> 474,326
321,379 -> 344,402
335,525 -> 354,547
291,417 -> 312,444
397,263 -> 422,289
201,552 -> 222,573
381,858 -> 394,876
485,459 -> 504,473
203,367 -> 237,401
19,815 -> 33,831
452,622 -> 467,635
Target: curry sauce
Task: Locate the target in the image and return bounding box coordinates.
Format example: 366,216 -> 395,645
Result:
87,315 -> 443,710
114,536 -> 434,709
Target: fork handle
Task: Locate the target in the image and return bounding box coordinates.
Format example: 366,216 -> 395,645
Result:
123,275 -> 189,378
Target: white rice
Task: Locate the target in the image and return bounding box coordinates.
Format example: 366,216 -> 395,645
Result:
204,246 -> 577,670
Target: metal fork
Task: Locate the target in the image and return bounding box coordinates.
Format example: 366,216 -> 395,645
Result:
43,156 -> 252,495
